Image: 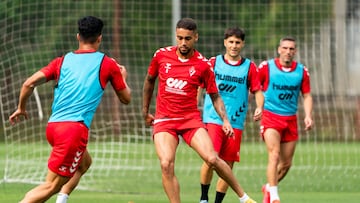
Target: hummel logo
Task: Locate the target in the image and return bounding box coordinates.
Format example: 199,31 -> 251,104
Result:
59,166 -> 67,172
74,156 -> 81,162
69,150 -> 83,174
76,151 -> 83,157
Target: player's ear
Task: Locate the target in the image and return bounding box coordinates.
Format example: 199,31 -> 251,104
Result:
76,33 -> 80,41
97,34 -> 102,43
194,33 -> 199,42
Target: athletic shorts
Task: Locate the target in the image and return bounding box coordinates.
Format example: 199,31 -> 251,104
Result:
46,122 -> 89,177
260,110 -> 298,142
206,123 -> 242,162
153,117 -> 205,146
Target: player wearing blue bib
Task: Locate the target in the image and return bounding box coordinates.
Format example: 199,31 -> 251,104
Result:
9,16 -> 131,203
199,27 -> 264,203
258,36 -> 313,203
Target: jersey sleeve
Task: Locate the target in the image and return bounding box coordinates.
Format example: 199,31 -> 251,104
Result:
100,56 -> 126,91
257,60 -> 270,91
40,57 -> 64,81
301,66 -> 311,94
248,61 -> 261,93
209,56 -> 216,67
199,57 -> 216,89
203,63 -> 218,94
147,49 -> 161,77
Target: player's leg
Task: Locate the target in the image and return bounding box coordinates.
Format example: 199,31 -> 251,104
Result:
56,150 -> 92,203
190,128 -> 255,203
19,170 -> 70,203
214,161 -> 233,203
153,131 -> 180,203
277,119 -> 298,183
199,123 -> 223,203
200,162 -> 213,203
263,128 -> 281,203
214,127 -> 242,203
277,141 -> 296,182
45,122 -> 89,203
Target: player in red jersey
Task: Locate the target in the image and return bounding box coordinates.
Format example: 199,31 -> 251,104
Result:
9,16 -> 131,203
142,18 -> 256,203
258,36 -> 313,203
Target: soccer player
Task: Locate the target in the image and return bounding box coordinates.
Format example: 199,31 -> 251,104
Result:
9,16 -> 131,203
258,36 -> 313,203
198,27 -> 264,203
142,18 -> 257,203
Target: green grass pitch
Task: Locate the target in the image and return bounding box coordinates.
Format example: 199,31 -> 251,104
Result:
0,142 -> 359,203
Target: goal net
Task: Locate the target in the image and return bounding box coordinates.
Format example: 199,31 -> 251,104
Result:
1,0 -> 359,195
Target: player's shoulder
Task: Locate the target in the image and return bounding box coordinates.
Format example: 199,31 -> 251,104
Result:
153,46 -> 175,57
246,59 -> 257,67
102,55 -> 118,65
258,60 -> 269,69
300,63 -> 310,76
208,56 -> 217,65
193,50 -> 211,65
46,56 -> 65,68
101,55 -> 123,71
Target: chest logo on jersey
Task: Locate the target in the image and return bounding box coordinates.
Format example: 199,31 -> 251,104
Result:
165,77 -> 187,95
165,63 -> 172,73
189,66 -> 196,77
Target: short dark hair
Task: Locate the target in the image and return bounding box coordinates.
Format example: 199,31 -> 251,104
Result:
279,36 -> 296,44
224,27 -> 245,41
176,18 -> 197,33
78,16 -> 104,43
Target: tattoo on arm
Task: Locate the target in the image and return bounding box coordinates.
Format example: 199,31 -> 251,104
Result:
209,93 -> 228,120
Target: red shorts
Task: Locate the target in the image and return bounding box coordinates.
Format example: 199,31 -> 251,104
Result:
153,118 -> 205,145
46,122 -> 88,177
206,123 -> 242,162
260,111 -> 298,142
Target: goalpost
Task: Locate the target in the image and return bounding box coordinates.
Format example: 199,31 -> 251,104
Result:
0,0 -> 359,195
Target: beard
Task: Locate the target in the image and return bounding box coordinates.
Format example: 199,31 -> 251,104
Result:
179,46 -> 191,56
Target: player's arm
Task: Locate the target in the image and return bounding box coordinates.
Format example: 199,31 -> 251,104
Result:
142,73 -> 156,126
249,62 -> 264,121
209,93 -> 234,136
303,93 -> 313,131
301,66 -> 313,130
253,90 -> 264,121
9,71 -> 47,125
115,65 -> 131,104
106,57 -> 131,104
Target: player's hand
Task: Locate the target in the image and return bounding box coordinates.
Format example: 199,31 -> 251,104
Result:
222,120 -> 234,137
118,64 -> 128,80
9,109 -> 28,125
304,116 -> 313,131
253,107 -> 263,121
143,113 -> 155,127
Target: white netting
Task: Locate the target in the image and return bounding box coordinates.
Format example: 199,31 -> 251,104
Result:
0,0 -> 359,195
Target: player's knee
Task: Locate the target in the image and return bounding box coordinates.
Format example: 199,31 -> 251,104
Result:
269,151 -> 280,163
204,155 -> 217,168
280,160 -> 292,170
42,181 -> 64,196
159,160 -> 175,176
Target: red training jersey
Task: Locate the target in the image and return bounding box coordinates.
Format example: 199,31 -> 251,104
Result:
148,46 -> 218,119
